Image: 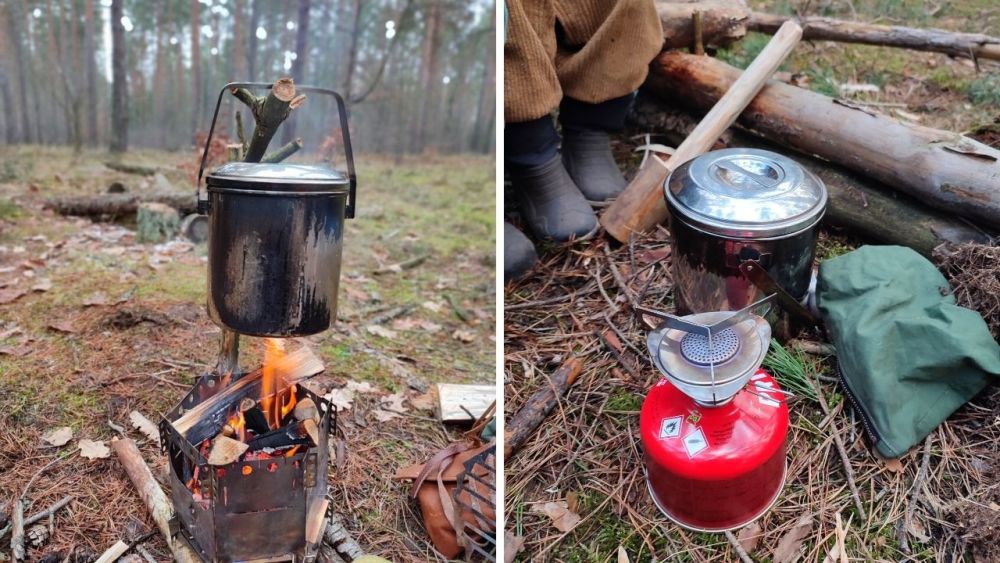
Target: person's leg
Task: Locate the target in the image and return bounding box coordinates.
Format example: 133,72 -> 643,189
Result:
504,0 -> 595,242
559,94 -> 634,202
551,0 -> 663,201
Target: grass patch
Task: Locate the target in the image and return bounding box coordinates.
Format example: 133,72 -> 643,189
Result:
762,340 -> 819,402
0,198 -> 24,221
606,389 -> 642,412
969,73 -> 1000,106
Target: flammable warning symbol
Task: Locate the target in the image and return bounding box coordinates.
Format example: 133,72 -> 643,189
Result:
659,416 -> 682,439
683,427 -> 709,458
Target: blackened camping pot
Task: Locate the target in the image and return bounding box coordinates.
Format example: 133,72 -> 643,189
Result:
664,148 -> 827,316
205,163 -> 350,337
197,82 -> 357,337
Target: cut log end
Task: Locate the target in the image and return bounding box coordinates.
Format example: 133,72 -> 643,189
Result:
272,78 -> 296,102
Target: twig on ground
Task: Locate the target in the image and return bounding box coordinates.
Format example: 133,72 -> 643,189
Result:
811,376 -> 868,521
724,530 -> 754,563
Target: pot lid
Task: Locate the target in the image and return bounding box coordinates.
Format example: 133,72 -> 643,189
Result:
207,162 -> 349,192
665,148 -> 827,238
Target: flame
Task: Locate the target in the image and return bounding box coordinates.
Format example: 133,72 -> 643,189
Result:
261,338 -> 287,427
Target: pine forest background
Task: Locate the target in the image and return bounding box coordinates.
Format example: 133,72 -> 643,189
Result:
0,0 -> 496,156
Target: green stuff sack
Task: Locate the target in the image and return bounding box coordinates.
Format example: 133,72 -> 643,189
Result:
817,245 -> 1000,459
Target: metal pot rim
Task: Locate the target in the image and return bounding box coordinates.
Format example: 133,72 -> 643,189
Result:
668,206 -> 826,240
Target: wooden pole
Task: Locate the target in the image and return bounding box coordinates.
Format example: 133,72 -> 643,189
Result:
601,20 -> 803,243
643,52 -> 1000,228
110,438 -> 200,563
749,12 -> 1000,62
504,358 -> 583,458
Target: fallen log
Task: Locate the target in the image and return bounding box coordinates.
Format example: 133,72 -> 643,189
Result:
504,358 -> 583,459
749,11 -> 1000,63
601,20 -> 803,242
45,193 -> 197,218
627,97 -> 992,255
643,52 -> 1000,229
110,438 -> 199,563
103,161 -> 165,176
658,0 -> 751,50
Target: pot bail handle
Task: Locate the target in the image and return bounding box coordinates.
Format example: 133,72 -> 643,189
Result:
195,82 -> 359,218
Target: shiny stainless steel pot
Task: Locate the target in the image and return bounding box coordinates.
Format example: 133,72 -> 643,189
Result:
664,149 -> 826,316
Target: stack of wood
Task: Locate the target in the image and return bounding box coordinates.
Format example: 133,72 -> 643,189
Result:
601,1 -> 1000,255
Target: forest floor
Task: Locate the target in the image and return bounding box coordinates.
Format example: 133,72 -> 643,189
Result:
505,0 -> 1000,562
0,146 -> 496,561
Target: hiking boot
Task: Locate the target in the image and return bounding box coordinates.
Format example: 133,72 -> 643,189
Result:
504,223 -> 538,282
561,128 -> 627,202
508,154 -> 597,241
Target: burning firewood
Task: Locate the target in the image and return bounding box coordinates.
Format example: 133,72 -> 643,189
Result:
206,435 -> 250,466
239,397 -> 272,435
293,397 -> 320,423
170,345 -> 323,442
245,419 -> 313,452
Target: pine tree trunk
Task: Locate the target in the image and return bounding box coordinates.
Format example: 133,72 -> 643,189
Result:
341,0 -> 362,98
190,0 -> 202,135
412,0 -> 442,153
110,0 -> 128,152
282,0 -> 310,145
84,0 -> 98,144
7,0 -> 32,143
0,68 -> 14,144
248,0 -> 260,82
472,4 -> 495,154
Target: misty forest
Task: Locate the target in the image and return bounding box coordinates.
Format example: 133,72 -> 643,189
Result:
0,0 -> 496,155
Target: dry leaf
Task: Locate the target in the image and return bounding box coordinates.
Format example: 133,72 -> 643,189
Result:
617,546 -> 630,563
373,391 -> 407,422
129,411 -> 160,445
47,319 -> 79,334
415,319 -> 442,332
451,329 -> 476,343
0,288 -> 28,304
381,391 -> 407,413
421,301 -> 444,313
325,388 -> 356,411
773,514 -> 813,563
366,325 -> 397,339
409,392 -> 435,411
31,278 -> 52,292
989,502 -> 1000,512
83,292 -> 109,307
42,426 -> 73,447
79,439 -> 111,460
882,456 -> 904,473
391,317 -> 420,331
533,501 -> 581,533
566,491 -> 580,514
737,521 -> 763,554
503,531 -> 524,563
324,380 -> 376,411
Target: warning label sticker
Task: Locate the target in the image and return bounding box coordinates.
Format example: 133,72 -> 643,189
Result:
683,427 -> 709,458
659,416 -> 682,439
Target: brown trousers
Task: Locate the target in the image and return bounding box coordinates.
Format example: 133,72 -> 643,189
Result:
504,0 -> 663,123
